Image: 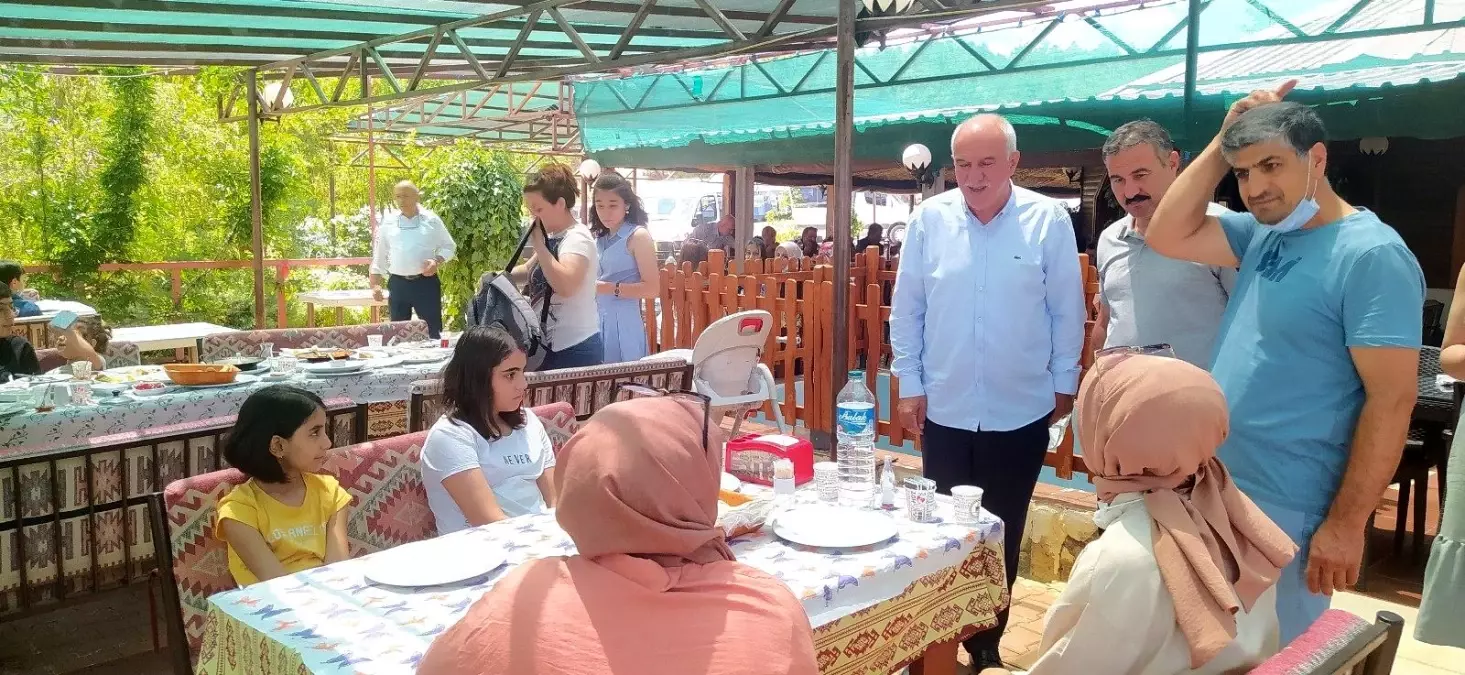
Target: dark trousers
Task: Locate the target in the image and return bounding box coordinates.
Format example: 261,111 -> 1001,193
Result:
922,413 -> 1051,659
387,274 -> 443,339
535,333 -> 604,371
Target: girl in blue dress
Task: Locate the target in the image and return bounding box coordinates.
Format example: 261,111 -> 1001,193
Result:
590,173 -> 660,363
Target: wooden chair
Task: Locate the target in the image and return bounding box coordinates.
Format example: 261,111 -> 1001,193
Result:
148,402 -> 579,673
1249,610 -> 1404,675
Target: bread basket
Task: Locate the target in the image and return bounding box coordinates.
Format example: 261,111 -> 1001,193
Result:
163,363 -> 240,386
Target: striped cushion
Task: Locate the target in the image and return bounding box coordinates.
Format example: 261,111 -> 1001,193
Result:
1249,610 -> 1371,674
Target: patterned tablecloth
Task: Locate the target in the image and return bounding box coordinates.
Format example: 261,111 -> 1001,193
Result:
197,490 -> 1009,675
0,360 -> 448,455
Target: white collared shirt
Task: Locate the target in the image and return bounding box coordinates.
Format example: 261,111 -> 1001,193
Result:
369,208 -> 457,277
889,184 -> 1086,432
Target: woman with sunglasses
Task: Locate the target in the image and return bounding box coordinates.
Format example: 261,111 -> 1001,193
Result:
418,325 -> 556,534
419,395 -> 818,675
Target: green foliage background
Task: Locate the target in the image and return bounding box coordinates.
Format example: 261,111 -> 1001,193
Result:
421,143 -> 529,331
0,66 -> 533,331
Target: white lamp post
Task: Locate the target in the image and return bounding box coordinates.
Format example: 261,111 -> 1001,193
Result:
902,143 -> 936,194
261,81 -> 294,112
578,159 -> 602,181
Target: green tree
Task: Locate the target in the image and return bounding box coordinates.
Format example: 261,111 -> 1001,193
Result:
421,142 -> 526,331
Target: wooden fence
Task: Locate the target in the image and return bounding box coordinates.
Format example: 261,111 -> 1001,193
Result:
645,248 -> 1099,478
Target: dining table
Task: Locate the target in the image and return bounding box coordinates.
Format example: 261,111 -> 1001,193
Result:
0,346 -> 453,456
299,289 -> 389,327
196,488 -> 1010,675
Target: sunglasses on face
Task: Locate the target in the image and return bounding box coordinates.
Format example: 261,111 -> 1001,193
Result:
617,383 -> 713,457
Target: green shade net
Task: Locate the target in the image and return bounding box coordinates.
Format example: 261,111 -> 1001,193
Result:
574,0 -> 1465,166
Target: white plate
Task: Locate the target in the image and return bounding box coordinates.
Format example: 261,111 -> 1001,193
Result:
306,368 -> 368,379
400,350 -> 450,364
720,472 -> 742,492
773,505 -> 899,549
130,384 -> 170,397
303,360 -> 366,374
174,373 -> 259,389
363,540 -> 506,587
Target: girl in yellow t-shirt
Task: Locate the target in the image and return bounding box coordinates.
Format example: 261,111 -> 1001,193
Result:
217,385 -> 352,586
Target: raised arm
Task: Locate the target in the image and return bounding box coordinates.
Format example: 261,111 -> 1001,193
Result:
1149,81 -> 1297,267
1147,141 -> 1241,268
530,227 -> 592,296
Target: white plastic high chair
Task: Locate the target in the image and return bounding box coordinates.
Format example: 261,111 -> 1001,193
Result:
645,309 -> 784,438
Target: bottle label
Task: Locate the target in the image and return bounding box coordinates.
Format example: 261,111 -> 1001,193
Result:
836,403 -> 875,436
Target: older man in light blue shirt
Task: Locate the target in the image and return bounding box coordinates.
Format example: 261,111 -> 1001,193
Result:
890,114 -> 1086,669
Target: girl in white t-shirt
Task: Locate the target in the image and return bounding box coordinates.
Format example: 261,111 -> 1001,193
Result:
419,325 -> 557,534
513,163 -> 603,370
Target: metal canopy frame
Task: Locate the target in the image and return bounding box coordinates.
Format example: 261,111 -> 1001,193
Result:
342,81 -> 583,154
215,0 -> 1068,120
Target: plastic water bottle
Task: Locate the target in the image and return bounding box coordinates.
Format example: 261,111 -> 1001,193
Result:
836,370 -> 877,507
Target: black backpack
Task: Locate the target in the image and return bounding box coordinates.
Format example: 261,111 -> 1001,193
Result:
467,221 -> 553,370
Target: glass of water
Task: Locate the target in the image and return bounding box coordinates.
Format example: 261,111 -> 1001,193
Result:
366,334 -> 383,348
70,361 -> 92,381
276,356 -> 299,377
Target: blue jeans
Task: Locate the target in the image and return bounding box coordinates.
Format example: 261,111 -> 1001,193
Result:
1252,498 -> 1331,644
537,333 -> 604,371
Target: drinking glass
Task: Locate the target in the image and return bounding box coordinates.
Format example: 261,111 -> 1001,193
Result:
70,361 -> 92,381
366,334 -> 384,348
951,485 -> 984,525
276,356 -> 300,377
68,381 -> 92,406
813,462 -> 840,502
904,476 -> 937,522
260,343 -> 275,360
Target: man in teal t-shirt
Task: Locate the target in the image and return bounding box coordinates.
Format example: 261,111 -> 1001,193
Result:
1144,87 -> 1423,644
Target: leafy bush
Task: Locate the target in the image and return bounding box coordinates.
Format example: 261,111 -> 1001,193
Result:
420,143 -> 526,331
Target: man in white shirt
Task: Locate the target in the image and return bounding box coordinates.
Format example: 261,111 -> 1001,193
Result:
889,114 -> 1086,669
369,181 -> 457,338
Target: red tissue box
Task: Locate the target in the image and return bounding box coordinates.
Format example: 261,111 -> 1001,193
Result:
724,433 -> 814,487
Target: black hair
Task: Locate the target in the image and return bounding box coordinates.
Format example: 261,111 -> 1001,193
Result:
224,385 -> 328,483
588,172 -> 650,238
1221,102 -> 1327,159
443,324 -> 526,441
0,261 -> 24,286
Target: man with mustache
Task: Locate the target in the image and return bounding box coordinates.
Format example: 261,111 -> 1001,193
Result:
890,114 -> 1085,669
1148,83 -> 1423,643
1092,120 -> 1236,367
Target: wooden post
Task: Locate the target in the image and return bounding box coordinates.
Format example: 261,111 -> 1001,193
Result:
826,0 -> 856,457
247,69 -> 265,329
275,262 -> 289,328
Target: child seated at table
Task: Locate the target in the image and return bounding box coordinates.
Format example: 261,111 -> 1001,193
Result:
216,385 -> 351,586
1,260 -> 40,317
419,325 -> 556,534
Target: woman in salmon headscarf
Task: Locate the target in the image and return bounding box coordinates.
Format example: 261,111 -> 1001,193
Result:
418,396 -> 819,675
1022,353 -> 1298,675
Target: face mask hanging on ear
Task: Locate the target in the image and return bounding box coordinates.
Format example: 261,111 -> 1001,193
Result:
1263,155 -> 1320,234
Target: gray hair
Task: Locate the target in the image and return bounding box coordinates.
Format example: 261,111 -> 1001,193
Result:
951,114 -> 1018,156
1220,102 -> 1326,160
1102,119 -> 1175,161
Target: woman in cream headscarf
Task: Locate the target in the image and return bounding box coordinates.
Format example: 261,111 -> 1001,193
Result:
1023,353 -> 1298,675
418,396 -> 819,675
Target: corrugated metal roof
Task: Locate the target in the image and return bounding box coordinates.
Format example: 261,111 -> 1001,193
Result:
1104,0 -> 1465,97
